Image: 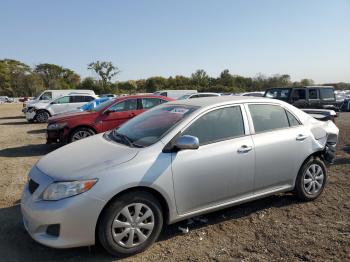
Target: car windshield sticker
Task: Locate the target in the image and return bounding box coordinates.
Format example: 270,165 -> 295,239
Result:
170,108 -> 189,114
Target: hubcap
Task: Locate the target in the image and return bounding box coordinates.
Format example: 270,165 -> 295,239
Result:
303,164 -> 324,195
111,203 -> 155,248
72,130 -> 93,141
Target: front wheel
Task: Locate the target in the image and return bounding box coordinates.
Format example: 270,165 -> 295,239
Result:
35,111 -> 49,123
98,191 -> 163,257
294,157 -> 327,201
69,127 -> 95,142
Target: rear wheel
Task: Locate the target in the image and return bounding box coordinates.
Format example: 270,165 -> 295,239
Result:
294,157 -> 327,201
70,127 -> 95,142
35,111 -> 49,123
98,191 -> 163,257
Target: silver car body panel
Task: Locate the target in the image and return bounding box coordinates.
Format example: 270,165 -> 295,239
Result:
21,96 -> 339,248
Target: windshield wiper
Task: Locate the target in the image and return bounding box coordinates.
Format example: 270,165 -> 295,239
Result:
111,130 -> 144,148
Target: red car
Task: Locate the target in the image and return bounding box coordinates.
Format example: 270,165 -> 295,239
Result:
46,95 -> 174,143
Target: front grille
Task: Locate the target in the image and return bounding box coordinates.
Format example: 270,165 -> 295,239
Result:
28,179 -> 39,194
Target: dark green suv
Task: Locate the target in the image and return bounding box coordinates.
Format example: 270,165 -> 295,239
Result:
264,86 -> 337,110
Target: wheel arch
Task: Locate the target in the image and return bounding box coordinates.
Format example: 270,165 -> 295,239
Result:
36,109 -> 51,117
95,186 -> 170,242
68,125 -> 98,140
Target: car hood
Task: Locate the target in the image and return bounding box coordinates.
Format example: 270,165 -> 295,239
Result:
48,111 -> 98,123
36,134 -> 139,180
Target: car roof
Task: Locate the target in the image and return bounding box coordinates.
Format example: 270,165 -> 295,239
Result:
266,86 -> 334,89
166,95 -> 275,108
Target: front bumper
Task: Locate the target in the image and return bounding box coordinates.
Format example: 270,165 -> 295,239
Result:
46,128 -> 68,144
21,167 -> 106,248
26,111 -> 36,121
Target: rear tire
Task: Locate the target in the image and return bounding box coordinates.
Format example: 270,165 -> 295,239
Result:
294,157 -> 327,201
69,127 -> 95,142
98,191 -> 163,257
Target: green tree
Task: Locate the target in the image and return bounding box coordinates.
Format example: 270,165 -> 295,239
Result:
34,63 -> 80,89
88,61 -> 120,92
191,69 -> 209,88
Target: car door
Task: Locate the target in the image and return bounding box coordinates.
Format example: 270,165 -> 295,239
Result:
246,103 -> 311,193
290,89 -> 307,108
100,98 -> 139,131
307,88 -> 321,108
171,105 -> 255,215
49,96 -> 70,114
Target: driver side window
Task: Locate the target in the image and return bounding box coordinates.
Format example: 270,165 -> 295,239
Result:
108,99 -> 137,112
40,92 -> 52,100
182,106 -> 245,145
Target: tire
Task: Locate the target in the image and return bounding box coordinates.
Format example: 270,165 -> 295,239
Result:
35,110 -> 50,123
69,127 -> 95,142
294,157 -> 327,201
98,191 -> 163,257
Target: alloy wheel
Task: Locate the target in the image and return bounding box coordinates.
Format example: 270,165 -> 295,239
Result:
303,164 -> 324,195
71,130 -> 93,141
111,203 -> 155,248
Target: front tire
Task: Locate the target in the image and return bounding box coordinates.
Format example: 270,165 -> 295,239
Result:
35,111 -> 49,123
98,191 -> 163,257
69,127 -> 95,142
294,157 -> 327,201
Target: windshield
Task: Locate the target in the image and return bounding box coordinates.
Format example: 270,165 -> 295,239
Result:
91,99 -> 116,112
264,88 -> 291,100
109,104 -> 198,147
177,94 -> 192,100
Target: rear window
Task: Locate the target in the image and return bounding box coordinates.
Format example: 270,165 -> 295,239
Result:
249,104 -> 290,133
320,88 -> 335,101
264,89 -> 291,100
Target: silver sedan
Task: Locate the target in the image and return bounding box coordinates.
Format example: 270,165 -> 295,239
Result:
21,96 -> 339,257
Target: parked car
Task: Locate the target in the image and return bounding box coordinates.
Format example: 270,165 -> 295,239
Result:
340,97 -> 350,112
153,89 -> 197,99
46,95 -> 174,143
26,94 -> 97,123
0,96 -> 11,103
22,96 -> 338,257
22,89 -> 96,113
240,91 -> 264,97
177,92 -> 221,100
100,94 -> 118,98
264,86 -> 337,110
56,97 -> 112,115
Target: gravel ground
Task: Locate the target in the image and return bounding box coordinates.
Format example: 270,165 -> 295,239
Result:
0,103 -> 349,262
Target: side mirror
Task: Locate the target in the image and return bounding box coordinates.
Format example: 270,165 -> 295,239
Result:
104,110 -> 112,115
175,135 -> 199,150
50,101 -> 57,105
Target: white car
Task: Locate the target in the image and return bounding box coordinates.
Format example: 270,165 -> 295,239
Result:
26,94 -> 97,123
177,92 -> 221,100
22,89 -> 96,113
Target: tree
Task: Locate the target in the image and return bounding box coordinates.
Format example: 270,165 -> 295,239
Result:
88,61 -> 120,92
34,63 -> 80,89
300,79 -> 314,86
191,69 -> 209,88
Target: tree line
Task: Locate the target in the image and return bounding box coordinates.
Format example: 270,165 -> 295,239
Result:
0,58 -> 349,97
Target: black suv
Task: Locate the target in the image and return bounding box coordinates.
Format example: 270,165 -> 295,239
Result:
264,86 -> 337,110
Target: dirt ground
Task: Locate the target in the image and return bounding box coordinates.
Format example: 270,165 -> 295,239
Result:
0,103 -> 349,262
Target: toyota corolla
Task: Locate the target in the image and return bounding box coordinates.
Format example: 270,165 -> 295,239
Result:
21,96 -> 339,257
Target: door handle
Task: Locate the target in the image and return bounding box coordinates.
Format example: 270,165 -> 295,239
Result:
237,145 -> 253,153
128,113 -> 136,117
296,134 -> 308,141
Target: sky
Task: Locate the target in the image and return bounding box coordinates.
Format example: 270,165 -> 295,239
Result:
1,0 -> 349,83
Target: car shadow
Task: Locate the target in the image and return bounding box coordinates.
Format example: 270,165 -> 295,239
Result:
158,193 -> 300,242
27,129 -> 47,135
0,116 -> 24,120
0,193 -> 301,261
0,144 -> 58,157
0,121 -> 30,125
334,157 -> 350,165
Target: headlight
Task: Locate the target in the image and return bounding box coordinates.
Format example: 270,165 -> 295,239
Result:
42,179 -> 98,201
47,122 -> 67,130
